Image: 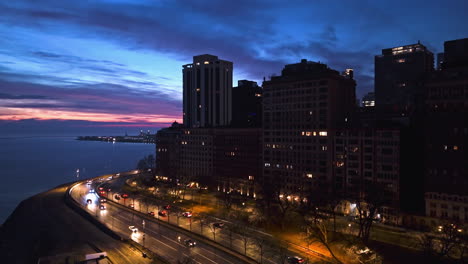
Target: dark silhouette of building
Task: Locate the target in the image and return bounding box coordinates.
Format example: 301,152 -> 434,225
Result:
361,92 -> 375,107
183,54 -> 233,128
375,42 -> 434,113
262,59 -> 356,196
155,121 -> 183,180
423,38 -> 468,223
442,38 -> 468,69
231,80 -> 262,127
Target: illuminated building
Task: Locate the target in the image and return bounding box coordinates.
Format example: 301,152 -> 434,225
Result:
361,92 -> 375,107
375,42 -> 434,113
182,54 -> 233,128
262,59 -> 356,195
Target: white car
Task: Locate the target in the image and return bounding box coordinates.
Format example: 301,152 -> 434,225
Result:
129,226 -> 138,233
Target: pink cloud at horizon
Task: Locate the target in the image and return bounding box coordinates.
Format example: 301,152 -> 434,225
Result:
0,107 -> 182,125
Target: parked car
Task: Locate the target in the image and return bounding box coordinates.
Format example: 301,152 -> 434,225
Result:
184,239 -> 196,247
148,211 -> 155,216
129,203 -> 134,209
163,205 -> 171,210
99,198 -> 106,203
129,226 -> 138,233
86,199 -> 92,204
99,205 -> 106,210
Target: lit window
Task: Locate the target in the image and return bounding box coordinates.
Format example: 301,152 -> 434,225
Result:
196,88 -> 201,92
453,145 -> 459,150
248,175 -> 254,181
444,145 -> 448,150
264,163 -> 271,167
306,173 -> 313,178
255,93 -> 262,97
196,62 -> 200,65
204,61 -> 209,64
305,132 -> 311,136
396,58 -> 406,63
322,146 -> 328,151
319,131 -> 327,136
313,131 -> 317,136
201,142 -> 205,146
301,131 -> 305,136
199,105 -> 202,108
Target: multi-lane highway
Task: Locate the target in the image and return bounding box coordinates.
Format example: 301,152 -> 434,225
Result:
69,173 -> 255,264
86,172 -> 324,264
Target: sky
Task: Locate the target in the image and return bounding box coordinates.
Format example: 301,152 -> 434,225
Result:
0,0 -> 467,135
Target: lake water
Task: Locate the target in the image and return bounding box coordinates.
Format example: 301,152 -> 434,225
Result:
0,136 -> 155,224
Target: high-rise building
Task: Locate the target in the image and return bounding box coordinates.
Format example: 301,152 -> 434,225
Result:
231,80 -> 262,127
182,54 -> 233,128
262,59 -> 356,196
442,38 -> 468,69
423,38 -> 468,223
375,42 -> 434,112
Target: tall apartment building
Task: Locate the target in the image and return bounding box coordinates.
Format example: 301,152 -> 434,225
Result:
262,59 -> 356,196
375,42 -> 434,112
423,38 -> 468,223
231,80 -> 263,127
333,127 -> 402,224
182,54 -> 233,128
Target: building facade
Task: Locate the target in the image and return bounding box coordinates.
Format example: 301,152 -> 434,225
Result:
375,42 -> 434,113
262,59 -> 356,197
423,40 -> 468,223
231,80 -> 263,127
182,54 -> 233,128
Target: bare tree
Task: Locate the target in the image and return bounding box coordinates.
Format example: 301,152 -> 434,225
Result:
252,236 -> 274,264
354,183 -> 387,243
303,218 -> 344,264
234,224 -> 252,256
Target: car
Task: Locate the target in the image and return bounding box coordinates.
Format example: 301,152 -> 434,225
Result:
148,211 -> 155,216
158,210 -> 167,217
129,226 -> 138,233
99,187 -> 104,191
182,212 -> 192,218
287,256 -> 304,264
87,181 -> 92,185
114,194 -> 121,200
86,199 -> 92,204
122,193 -> 129,198
100,198 -> 107,203
184,239 -> 196,247
129,203 -> 134,209
89,189 -> 95,193
163,205 -> 171,210
213,222 -> 225,229
100,191 -> 106,195
99,205 -> 106,210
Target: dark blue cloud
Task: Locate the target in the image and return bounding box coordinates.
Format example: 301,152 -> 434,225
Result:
0,0 -> 467,131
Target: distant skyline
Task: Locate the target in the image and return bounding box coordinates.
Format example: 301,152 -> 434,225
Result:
1,0 -> 467,132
